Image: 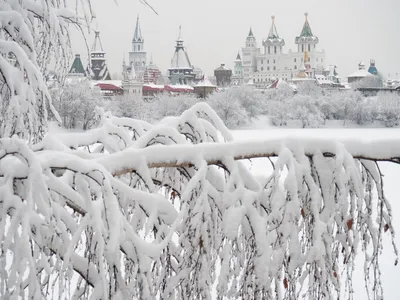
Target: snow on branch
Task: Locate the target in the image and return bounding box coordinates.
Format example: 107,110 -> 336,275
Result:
0,102 -> 398,299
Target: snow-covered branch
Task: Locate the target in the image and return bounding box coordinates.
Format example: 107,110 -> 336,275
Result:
1,102 -> 398,299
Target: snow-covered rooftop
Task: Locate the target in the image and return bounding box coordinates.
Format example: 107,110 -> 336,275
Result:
347,69 -> 374,78
169,48 -> 192,70
196,78 -> 216,88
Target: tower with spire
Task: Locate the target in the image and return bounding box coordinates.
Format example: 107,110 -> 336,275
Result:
263,16 -> 285,55
293,13 -> 325,76
129,15 -> 147,80
90,30 -> 111,81
168,26 -> 196,85
242,27 -> 259,83
231,52 -> 244,85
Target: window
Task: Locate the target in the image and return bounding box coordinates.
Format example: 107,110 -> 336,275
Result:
308,44 -> 310,52
294,65 -> 297,70
268,47 -> 270,54
308,57 -> 310,62
138,45 -> 140,51
273,59 -> 275,63
294,58 -> 297,63
267,67 -> 270,71
302,44 -> 304,52
261,67 -> 264,71
273,66 -> 276,70
267,60 -> 269,64
316,58 -> 318,62
261,60 -> 263,64
274,46 -> 277,53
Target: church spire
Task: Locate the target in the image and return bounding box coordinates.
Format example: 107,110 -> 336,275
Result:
235,51 -> 241,61
268,16 -> 279,39
133,15 -> 143,42
299,12 -> 314,37
264,15 -> 285,48
295,12 -> 319,50
248,27 -> 254,37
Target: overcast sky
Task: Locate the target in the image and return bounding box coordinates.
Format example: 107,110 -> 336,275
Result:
71,0 -> 400,80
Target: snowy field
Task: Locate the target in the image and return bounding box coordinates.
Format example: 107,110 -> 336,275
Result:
233,127 -> 400,299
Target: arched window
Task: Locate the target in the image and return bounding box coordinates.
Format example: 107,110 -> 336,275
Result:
294,58 -> 297,63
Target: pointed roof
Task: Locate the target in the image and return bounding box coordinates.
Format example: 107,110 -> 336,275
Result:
91,30 -> 104,53
236,52 -> 241,60
295,13 -> 319,44
268,16 -> 279,39
299,12 -> 313,37
169,26 -> 192,70
133,15 -> 143,42
68,54 -> 86,76
264,16 -> 285,46
248,27 -> 254,37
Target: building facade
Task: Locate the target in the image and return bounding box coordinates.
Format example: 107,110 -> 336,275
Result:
239,13 -> 326,84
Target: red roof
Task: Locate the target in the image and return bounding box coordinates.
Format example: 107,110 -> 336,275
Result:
95,83 -> 123,91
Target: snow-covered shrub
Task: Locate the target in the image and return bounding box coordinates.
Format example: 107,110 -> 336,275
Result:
207,90 -> 249,128
296,80 -> 323,96
51,80 -> 103,130
111,94 -> 151,121
232,86 -> 265,119
289,95 -> 324,128
265,99 -> 289,126
149,93 -> 199,121
376,92 -> 400,127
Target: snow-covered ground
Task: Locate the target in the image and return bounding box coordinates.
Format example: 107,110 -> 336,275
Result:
233,127 -> 400,299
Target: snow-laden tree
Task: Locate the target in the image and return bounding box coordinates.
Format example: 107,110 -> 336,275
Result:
0,0 -> 93,141
51,80 -> 103,130
207,90 -> 249,128
1,102 -> 399,299
1,1 -> 399,299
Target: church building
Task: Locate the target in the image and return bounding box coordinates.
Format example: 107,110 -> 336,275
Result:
240,13 -> 326,84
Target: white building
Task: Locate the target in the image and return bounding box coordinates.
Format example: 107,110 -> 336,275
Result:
129,16 -> 147,80
240,13 -> 326,84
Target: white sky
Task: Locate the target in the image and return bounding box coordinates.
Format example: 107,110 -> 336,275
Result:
71,0 -> 400,80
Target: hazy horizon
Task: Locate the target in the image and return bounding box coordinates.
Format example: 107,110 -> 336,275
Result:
71,0 -> 400,81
